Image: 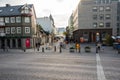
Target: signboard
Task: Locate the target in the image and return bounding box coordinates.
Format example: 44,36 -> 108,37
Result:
26,38 -> 30,48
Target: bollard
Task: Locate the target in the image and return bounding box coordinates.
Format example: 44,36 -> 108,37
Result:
42,47 -> 44,52
37,48 -> 39,51
60,46 -> 62,53
23,49 -> 26,52
54,46 -> 56,52
79,48 -> 80,53
96,47 -> 98,53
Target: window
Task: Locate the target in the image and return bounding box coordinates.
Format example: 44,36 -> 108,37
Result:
11,27 -> 16,34
117,23 -> 120,28
5,17 -> 9,23
0,9 -> 3,12
93,15 -> 97,20
99,22 -> 104,27
99,6 -> 104,11
17,27 -> 21,34
106,6 -> 111,11
93,7 -> 97,12
21,6 -> 30,14
95,0 -> 111,4
106,14 -> 111,19
0,17 -> 4,25
16,17 -> 21,23
106,0 -> 111,4
10,17 -> 15,23
106,22 -> 111,27
99,14 -> 104,20
0,28 -> 4,33
5,27 -> 10,34
117,16 -> 119,21
0,17 -> 4,22
25,17 -> 30,23
10,9 -> 13,12
25,27 -> 30,33
93,23 -> 97,28
25,7 -> 30,13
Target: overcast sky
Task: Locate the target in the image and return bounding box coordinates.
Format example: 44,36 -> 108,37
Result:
0,0 -> 80,28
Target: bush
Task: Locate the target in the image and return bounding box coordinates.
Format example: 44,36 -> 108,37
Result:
85,46 -> 91,49
84,46 -> 91,52
69,46 -> 75,52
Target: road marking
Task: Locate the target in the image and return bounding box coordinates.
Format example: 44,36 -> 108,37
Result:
96,54 -> 107,80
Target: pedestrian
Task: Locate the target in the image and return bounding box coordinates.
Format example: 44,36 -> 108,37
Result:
37,43 -> 39,51
97,42 -> 101,52
76,43 -> 80,53
2,44 -> 5,51
6,46 -> 9,52
101,44 -> 104,52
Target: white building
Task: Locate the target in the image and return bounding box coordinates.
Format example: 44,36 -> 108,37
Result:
37,15 -> 57,44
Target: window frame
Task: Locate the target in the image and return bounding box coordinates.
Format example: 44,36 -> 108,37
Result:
17,27 -> 21,34
99,22 -> 104,27
5,17 -> 10,23
16,17 -> 21,23
5,27 -> 10,34
25,27 -> 30,33
24,17 -> 30,23
10,17 -> 15,23
11,27 -> 16,34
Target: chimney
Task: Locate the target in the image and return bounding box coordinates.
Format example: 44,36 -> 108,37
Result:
6,4 -> 11,7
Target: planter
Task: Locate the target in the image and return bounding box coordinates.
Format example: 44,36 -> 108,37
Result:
69,47 -> 75,52
84,46 -> 91,52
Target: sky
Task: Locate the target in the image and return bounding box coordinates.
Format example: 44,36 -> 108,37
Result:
0,0 -> 80,28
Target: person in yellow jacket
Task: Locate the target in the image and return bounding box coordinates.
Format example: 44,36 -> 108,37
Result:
76,43 -> 80,53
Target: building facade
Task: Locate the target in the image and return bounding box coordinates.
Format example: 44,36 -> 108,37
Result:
72,0 -> 119,42
0,4 -> 37,49
37,15 -> 56,44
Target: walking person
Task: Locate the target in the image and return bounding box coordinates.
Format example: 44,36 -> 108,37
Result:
97,42 -> 101,52
75,43 -> 80,53
6,45 -> 9,52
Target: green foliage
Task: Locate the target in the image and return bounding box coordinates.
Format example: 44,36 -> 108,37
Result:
85,46 -> 91,49
105,34 -> 113,46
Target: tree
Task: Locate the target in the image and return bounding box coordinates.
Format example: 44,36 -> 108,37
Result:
105,34 -> 113,46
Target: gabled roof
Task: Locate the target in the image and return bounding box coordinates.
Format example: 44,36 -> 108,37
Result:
0,4 -> 33,17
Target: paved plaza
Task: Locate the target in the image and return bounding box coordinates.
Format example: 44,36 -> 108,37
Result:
0,43 -> 120,80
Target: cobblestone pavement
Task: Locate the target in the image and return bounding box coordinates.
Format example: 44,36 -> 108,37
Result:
0,43 -> 120,80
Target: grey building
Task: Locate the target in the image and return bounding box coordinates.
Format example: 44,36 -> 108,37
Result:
72,0 -> 120,42
0,4 -> 37,49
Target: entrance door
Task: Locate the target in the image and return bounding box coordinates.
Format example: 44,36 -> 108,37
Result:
18,39 -> 21,48
7,39 -> 10,48
1,39 -> 5,48
12,39 -> 16,48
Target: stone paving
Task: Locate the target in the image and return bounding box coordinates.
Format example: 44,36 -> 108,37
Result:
0,43 -> 120,80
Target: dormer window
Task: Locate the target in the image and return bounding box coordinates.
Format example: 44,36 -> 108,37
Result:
10,9 -> 13,12
21,4 -> 31,14
24,7 -> 29,13
0,9 -> 3,12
